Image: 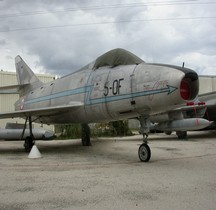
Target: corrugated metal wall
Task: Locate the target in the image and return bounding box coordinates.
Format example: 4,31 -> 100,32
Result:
0,71 -> 54,130
0,71 -> 17,86
0,94 -> 17,112
199,76 -> 216,94
0,71 -> 54,86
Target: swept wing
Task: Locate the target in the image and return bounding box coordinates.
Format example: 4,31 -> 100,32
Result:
0,102 -> 83,119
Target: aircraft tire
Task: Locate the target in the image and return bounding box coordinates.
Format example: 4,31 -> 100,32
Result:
81,133 -> 91,146
165,131 -> 172,135
138,143 -> 151,162
81,124 -> 91,146
24,136 -> 34,152
176,131 -> 187,140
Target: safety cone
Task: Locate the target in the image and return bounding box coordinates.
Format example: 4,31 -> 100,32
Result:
28,145 -> 42,159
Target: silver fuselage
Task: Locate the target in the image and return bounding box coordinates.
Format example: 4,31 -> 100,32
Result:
15,63 -> 198,124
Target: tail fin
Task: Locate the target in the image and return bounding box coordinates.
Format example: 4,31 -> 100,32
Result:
15,56 -> 43,96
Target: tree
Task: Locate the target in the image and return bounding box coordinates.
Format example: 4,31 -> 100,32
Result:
109,120 -> 132,136
55,124 -> 81,139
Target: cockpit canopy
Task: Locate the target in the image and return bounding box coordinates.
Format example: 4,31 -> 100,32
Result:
93,48 -> 145,69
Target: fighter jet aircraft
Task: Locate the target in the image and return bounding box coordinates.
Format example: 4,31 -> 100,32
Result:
0,48 -> 210,162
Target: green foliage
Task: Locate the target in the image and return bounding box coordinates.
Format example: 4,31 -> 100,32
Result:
55,120 -> 132,139
109,120 -> 132,136
55,124 -> 82,139
92,120 -> 132,137
91,122 -> 114,137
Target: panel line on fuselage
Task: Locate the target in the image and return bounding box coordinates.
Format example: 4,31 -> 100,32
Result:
23,84 -> 177,106
89,85 -> 177,105
24,86 -> 92,105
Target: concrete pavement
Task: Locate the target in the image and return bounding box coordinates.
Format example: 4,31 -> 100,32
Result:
0,131 -> 216,210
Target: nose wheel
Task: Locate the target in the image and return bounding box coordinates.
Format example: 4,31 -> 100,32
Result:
138,143 -> 151,162
138,116 -> 151,162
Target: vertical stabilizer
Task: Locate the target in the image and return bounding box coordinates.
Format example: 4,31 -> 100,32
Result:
15,56 -> 43,96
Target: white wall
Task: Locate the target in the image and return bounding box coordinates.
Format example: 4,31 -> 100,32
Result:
0,71 -> 54,130
199,76 -> 216,95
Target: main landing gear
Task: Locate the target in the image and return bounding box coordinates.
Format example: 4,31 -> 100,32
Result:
138,117 -> 151,162
176,131 -> 187,140
22,116 -> 35,152
81,124 -> 91,146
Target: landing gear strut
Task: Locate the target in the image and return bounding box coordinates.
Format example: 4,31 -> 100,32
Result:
138,117 -> 151,162
22,116 -> 35,152
81,124 -> 91,146
24,136 -> 34,152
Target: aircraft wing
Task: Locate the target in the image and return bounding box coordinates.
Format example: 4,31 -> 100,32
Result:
171,104 -> 207,112
150,103 -> 212,132
152,103 -> 207,117
199,91 -> 216,106
0,102 -> 83,119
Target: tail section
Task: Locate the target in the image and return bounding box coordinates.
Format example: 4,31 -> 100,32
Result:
15,56 -> 43,96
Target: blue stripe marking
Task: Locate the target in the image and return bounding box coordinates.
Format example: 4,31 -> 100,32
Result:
25,86 -> 92,105
88,85 -> 177,105
24,84 -> 177,105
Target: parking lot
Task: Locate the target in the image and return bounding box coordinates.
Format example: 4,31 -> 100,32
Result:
0,131 -> 216,210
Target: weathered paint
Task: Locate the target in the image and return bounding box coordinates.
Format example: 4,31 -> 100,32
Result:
14,58 -> 198,124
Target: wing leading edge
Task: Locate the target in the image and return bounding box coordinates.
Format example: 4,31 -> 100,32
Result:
0,102 -> 83,119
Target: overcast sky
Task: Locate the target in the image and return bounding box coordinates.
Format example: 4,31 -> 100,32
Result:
0,0 -> 215,77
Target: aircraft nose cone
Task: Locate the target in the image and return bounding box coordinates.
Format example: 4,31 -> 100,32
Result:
180,68 -> 199,101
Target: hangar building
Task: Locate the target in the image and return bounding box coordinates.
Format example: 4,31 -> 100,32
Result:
0,70 -> 54,130
199,75 -> 216,94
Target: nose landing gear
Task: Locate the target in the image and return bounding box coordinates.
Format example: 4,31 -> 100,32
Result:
138,117 -> 151,162
138,143 -> 151,162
